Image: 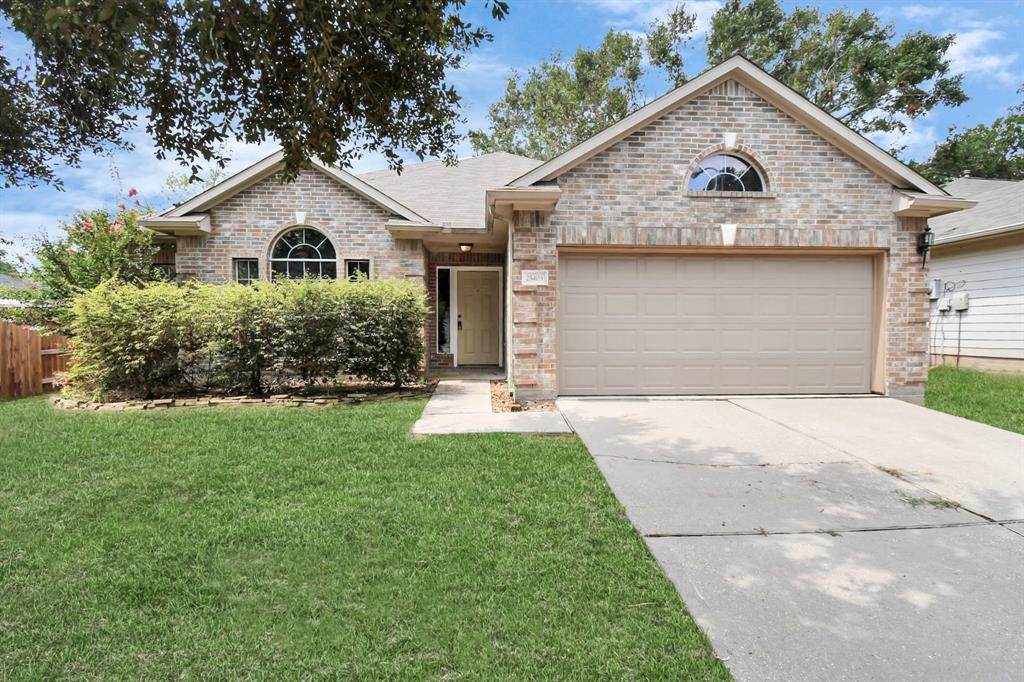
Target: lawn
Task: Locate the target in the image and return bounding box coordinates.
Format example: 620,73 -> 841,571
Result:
0,396 -> 728,680
925,366 -> 1024,434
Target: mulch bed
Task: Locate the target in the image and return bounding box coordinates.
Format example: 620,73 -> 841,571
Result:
490,380 -> 559,413
52,383 -> 435,412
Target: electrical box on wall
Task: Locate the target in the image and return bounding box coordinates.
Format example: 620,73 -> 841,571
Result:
952,292 -> 970,311
938,298 -> 952,312
929,279 -> 941,300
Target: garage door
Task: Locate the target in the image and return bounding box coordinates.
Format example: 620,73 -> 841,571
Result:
559,254 -> 874,395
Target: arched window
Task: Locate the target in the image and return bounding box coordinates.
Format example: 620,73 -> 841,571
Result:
270,227 -> 337,279
688,154 -> 764,192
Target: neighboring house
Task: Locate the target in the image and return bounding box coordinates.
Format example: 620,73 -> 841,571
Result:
141,55 -> 973,403
928,177 -> 1024,372
0,272 -> 29,309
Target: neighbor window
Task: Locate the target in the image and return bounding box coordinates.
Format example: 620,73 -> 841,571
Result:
234,259 -> 259,285
437,268 -> 451,354
688,154 -> 764,192
345,259 -> 371,281
270,227 -> 337,279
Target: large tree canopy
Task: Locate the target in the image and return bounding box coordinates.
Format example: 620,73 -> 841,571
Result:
0,0 -> 508,188
469,8 -> 695,160
912,98 -> 1024,185
472,0 -> 966,160
707,0 -> 966,137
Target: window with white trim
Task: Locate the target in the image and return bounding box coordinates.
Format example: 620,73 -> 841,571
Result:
234,258 -> 259,285
688,154 -> 764,192
270,227 -> 337,279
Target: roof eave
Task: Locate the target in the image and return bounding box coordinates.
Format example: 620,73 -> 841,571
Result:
140,214 -> 212,236
933,222 -> 1024,246
893,192 -> 977,218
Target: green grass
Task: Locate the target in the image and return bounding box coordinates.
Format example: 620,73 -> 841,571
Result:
0,397 -> 728,680
925,366 -> 1024,434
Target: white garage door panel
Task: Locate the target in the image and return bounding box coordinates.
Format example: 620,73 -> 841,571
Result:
559,254 -> 874,395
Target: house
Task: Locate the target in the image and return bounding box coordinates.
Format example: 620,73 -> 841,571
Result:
928,177 -> 1023,372
0,272 -> 29,309
141,55 -> 974,404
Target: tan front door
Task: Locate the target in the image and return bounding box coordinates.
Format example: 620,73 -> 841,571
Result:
457,270 -> 500,365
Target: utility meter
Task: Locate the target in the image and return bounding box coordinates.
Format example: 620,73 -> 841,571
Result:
937,298 -> 952,312
952,291 -> 970,311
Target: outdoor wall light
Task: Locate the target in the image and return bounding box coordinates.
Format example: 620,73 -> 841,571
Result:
459,243 -> 473,253
917,226 -> 934,268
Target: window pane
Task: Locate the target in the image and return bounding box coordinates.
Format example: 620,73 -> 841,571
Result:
437,269 -> 451,354
689,154 -> 763,192
235,259 -> 258,284
346,260 -> 370,281
320,262 -> 337,279
271,260 -> 288,279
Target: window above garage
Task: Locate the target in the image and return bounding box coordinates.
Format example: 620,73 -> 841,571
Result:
688,154 -> 764,192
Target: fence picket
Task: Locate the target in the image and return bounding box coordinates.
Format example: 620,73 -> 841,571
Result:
0,322 -> 69,399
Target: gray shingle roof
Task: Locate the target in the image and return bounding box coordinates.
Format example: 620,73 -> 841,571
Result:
358,152 -> 541,227
932,178 -> 1024,240
0,273 -> 27,290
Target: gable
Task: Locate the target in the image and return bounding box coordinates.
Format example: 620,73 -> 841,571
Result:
163,151 -> 428,223
511,55 -> 944,195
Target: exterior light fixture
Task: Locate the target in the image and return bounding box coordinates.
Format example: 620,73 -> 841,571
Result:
917,226 -> 934,268
459,243 -> 473,253
720,223 -> 738,247
294,211 -> 306,225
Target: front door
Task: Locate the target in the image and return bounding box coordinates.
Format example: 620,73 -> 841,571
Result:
457,270 -> 499,365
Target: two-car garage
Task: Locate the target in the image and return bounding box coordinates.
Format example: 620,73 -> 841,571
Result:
558,253 -> 876,395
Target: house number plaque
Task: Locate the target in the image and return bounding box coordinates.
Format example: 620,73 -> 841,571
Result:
521,270 -> 549,286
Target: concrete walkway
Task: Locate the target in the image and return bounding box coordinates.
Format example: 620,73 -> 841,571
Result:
558,396 -> 1024,682
413,379 -> 572,434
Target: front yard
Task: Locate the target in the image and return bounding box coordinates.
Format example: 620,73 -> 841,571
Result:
926,366 -> 1024,434
0,397 -> 728,679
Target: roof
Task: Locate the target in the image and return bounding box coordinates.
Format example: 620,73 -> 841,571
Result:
932,178 -> 1024,244
0,273 -> 27,290
358,152 -> 540,227
510,55 -> 946,196
163,151 -> 429,224
941,177 -> 1021,199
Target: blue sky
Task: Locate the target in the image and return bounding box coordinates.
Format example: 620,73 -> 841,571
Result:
1,0 -> 1022,259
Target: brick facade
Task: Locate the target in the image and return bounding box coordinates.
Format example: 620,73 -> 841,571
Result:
174,169 -> 426,284
509,79 -> 930,402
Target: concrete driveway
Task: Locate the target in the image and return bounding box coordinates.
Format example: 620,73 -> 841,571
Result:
557,396 -> 1024,682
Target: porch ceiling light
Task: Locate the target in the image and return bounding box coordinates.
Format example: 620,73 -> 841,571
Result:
459,243 -> 473,253
720,223 -> 738,247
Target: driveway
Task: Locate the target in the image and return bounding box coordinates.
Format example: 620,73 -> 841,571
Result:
557,396 -> 1024,682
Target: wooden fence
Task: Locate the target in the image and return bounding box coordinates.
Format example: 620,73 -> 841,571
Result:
0,322 -> 70,399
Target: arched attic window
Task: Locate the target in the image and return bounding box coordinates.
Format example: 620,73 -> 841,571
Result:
270,227 -> 337,279
688,154 -> 764,192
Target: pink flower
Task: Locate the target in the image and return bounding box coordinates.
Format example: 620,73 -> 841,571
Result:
66,246 -> 77,254
82,220 -> 94,229
21,324 -> 31,331
118,203 -> 126,210
127,187 -> 138,197
133,199 -> 141,206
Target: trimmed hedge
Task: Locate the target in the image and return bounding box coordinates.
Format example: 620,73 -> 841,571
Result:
67,278 -> 428,400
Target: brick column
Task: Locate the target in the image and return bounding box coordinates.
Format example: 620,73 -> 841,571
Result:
509,211 -> 559,401
886,216 -> 931,403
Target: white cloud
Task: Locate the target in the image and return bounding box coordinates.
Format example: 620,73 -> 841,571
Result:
579,0 -> 722,36
946,28 -> 1021,86
899,4 -> 944,21
867,117 -> 939,162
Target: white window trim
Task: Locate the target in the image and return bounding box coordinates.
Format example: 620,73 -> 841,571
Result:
437,265 -> 504,368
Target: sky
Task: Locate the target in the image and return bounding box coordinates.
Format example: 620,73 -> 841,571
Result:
1,0 -> 1022,260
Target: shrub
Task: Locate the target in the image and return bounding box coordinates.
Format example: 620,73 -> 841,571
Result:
64,277 -> 429,400
338,277 -> 429,388
207,282 -> 284,394
67,281 -> 197,400
276,277 -> 344,383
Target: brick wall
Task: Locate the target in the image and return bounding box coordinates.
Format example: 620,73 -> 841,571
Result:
509,78 -> 929,402
174,169 -> 425,284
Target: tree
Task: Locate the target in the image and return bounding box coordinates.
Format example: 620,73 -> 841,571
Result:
912,97 -> 1024,185
0,237 -> 20,276
706,0 -> 967,136
469,7 -> 695,160
11,200 -> 160,329
1,0 -> 508,189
